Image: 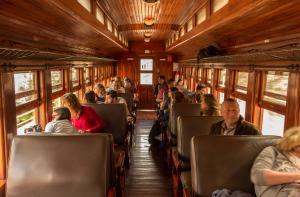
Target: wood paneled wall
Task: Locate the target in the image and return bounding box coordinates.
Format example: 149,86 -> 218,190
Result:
116,41 -> 174,83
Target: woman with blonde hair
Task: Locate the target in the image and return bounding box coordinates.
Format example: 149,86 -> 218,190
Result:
251,127 -> 300,196
62,93 -> 105,133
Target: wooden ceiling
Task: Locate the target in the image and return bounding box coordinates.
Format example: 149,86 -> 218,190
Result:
167,0 -> 300,60
0,0 -> 127,60
99,0 -> 206,41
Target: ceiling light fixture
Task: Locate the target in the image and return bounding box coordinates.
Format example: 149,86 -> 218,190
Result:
144,37 -> 151,42
144,31 -> 152,38
144,17 -> 155,26
143,0 -> 160,4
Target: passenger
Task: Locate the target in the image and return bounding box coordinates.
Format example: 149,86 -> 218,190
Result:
62,93 -> 105,133
194,83 -> 206,103
201,94 -> 220,116
105,90 -> 132,121
84,90 -> 96,103
154,75 -> 166,97
44,107 -> 77,134
176,78 -> 185,92
251,127 -> 300,197
210,98 -> 260,135
94,83 -> 106,103
111,80 -> 125,93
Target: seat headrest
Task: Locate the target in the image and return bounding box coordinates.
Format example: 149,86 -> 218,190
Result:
85,103 -> 127,145
190,135 -> 281,196
6,134 -> 114,197
177,116 -> 222,161
170,103 -> 201,136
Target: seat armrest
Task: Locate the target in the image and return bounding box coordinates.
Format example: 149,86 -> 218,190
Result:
0,180 -> 6,197
172,148 -> 181,172
108,187 -> 116,197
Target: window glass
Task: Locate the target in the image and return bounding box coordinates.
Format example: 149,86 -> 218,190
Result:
84,68 -> 90,84
77,0 -> 91,12
180,27 -> 185,37
51,70 -> 63,92
114,27 -> 118,37
187,19 -> 193,32
262,109 -> 285,136
196,7 -> 206,25
52,97 -> 61,110
140,73 -> 153,85
213,0 -> 229,13
236,98 -> 246,118
107,19 -> 113,32
16,110 -> 36,135
219,92 -> 224,104
71,68 -> 79,87
207,69 -> 212,84
96,6 -> 105,24
236,72 -> 248,94
264,71 -> 288,105
140,59 -> 153,71
218,69 -> 226,87
207,87 -> 211,94
14,72 -> 36,106
198,68 -> 202,80
94,67 -> 98,81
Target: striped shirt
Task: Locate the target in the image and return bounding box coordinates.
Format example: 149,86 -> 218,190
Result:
45,119 -> 77,134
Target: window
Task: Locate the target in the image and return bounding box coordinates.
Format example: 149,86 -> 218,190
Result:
179,27 -> 185,37
96,6 -> 105,24
263,71 -> 288,106
77,0 -> 91,12
236,71 -> 248,94
107,19 -> 113,32
140,58 -> 153,85
14,72 -> 39,135
213,0 -> 229,13
14,72 -> 37,106
196,7 -> 206,25
207,69 -> 212,84
71,68 -> 79,87
51,70 -> 63,93
219,92 -> 224,104
262,109 -> 285,136
218,69 -> 226,87
187,19 -> 193,32
84,67 -> 91,84
236,98 -> 246,118
114,27 -> 118,37
140,59 -> 153,71
52,97 -> 62,110
94,67 -> 98,82
16,110 -> 36,135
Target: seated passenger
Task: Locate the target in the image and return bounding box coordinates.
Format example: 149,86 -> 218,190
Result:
194,83 -> 206,103
105,90 -> 132,121
251,127 -> 300,197
201,94 -> 220,116
84,90 -> 96,104
44,107 -> 77,134
111,80 -> 125,93
62,93 -> 105,133
210,98 -> 260,135
94,83 -> 106,103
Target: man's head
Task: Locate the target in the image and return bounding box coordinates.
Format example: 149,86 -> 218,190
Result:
158,75 -> 166,84
105,90 -> 118,104
196,83 -> 206,94
94,83 -> 105,96
221,98 -> 240,126
168,78 -> 176,88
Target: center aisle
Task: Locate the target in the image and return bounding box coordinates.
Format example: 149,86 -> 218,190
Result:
124,111 -> 173,197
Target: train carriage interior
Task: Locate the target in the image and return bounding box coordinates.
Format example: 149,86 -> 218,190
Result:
0,0 -> 300,196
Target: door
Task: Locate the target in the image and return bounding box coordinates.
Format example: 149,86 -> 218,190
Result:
138,58 -> 155,109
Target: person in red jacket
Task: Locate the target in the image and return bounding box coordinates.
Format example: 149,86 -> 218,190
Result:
62,93 -> 105,133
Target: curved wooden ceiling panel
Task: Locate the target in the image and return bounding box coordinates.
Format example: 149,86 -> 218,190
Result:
99,0 -> 207,41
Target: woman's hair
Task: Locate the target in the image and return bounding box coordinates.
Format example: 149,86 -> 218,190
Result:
95,84 -> 106,95
62,93 -> 81,113
85,90 -> 96,103
172,91 -> 186,103
202,94 -> 220,116
54,107 -> 71,121
278,127 -> 300,152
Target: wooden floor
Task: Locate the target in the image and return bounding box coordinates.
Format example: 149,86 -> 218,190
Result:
125,111 -> 173,197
